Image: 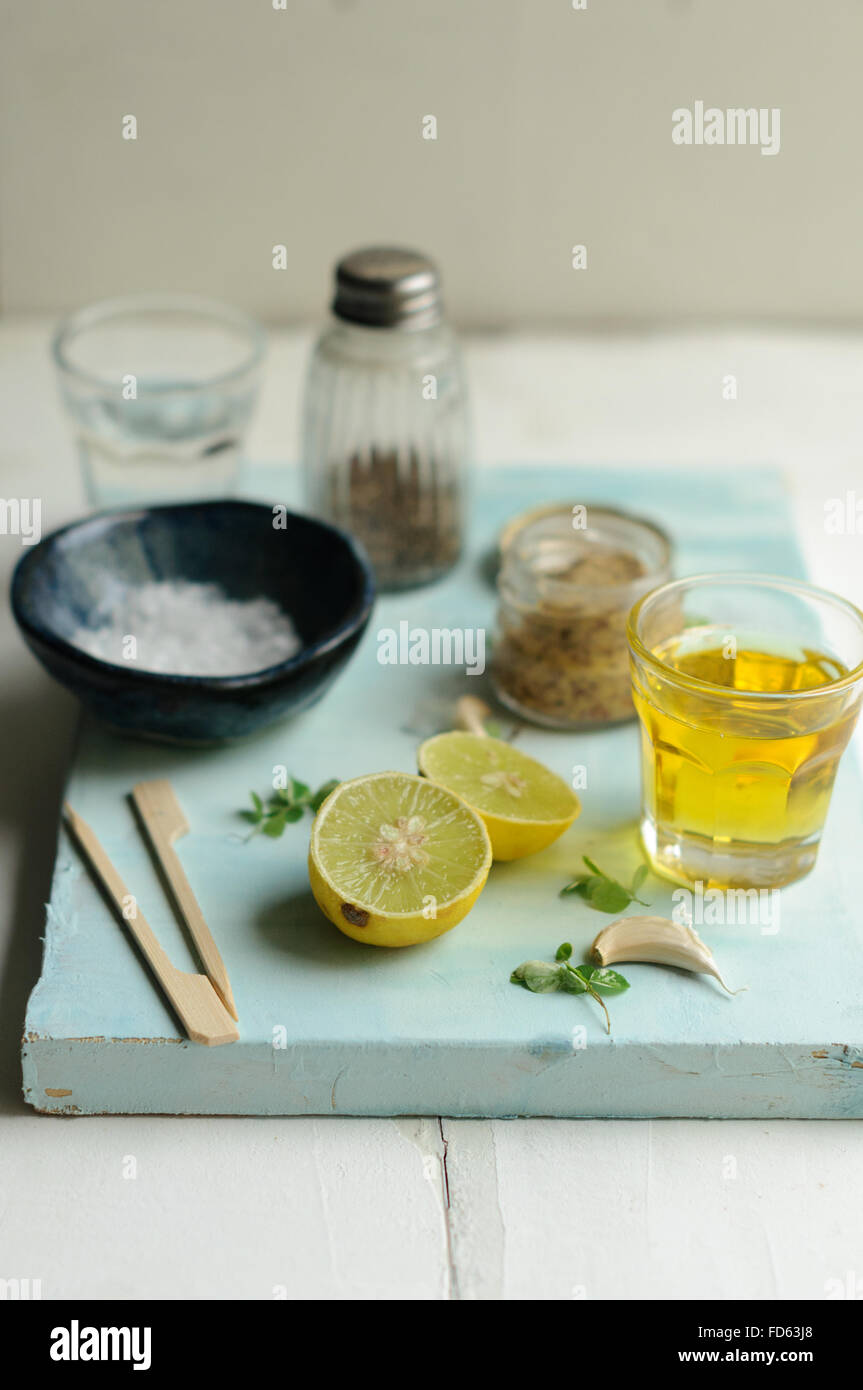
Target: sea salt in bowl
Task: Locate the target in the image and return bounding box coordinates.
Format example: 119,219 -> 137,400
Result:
10,500 -> 375,743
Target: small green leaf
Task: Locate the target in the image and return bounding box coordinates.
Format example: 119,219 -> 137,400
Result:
509,941 -> 631,1032
560,875 -> 592,897
484,719 -> 503,738
631,863 -> 648,893
589,967 -> 630,993
310,779 -> 339,813
514,961 -> 563,993
261,811 -> 288,838
586,880 -> 632,914
561,855 -> 650,913
559,969 -> 588,994
580,876 -> 606,896
509,950 -> 630,1031
241,776 -> 341,837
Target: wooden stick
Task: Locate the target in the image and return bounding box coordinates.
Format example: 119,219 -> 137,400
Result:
454,695 -> 492,737
131,779 -> 238,1021
63,803 -> 239,1047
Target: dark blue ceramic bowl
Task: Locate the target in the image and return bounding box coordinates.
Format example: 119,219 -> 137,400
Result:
10,500 -> 376,743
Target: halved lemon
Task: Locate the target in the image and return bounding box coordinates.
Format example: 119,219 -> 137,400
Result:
417,731 -> 580,861
308,771 -> 492,947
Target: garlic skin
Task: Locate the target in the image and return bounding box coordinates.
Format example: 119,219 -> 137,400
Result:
591,916 -> 739,994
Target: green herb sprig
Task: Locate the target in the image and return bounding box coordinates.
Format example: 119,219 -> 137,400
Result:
240,777 -> 339,839
510,942 -> 629,1033
560,856 -> 649,914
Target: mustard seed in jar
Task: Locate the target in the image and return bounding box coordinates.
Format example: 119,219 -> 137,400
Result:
492,505 -> 671,729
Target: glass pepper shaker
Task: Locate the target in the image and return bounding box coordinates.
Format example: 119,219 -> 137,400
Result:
301,247 -> 470,590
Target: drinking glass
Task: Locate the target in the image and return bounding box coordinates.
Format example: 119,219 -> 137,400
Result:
53,294 -> 265,508
627,573 -> 863,889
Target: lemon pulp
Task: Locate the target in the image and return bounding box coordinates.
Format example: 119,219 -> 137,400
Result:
417,731 -> 580,860
308,771 -> 492,947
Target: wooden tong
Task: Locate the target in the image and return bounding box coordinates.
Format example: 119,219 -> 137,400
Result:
64,781 -> 239,1047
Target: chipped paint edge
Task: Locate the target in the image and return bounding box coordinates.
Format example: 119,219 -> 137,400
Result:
20,1034 -> 863,1119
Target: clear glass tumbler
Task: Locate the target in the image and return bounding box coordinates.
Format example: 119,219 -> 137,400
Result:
627,573 -> 863,889
53,293 -> 265,508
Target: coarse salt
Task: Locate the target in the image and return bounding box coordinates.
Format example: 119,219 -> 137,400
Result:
68,580 -> 302,676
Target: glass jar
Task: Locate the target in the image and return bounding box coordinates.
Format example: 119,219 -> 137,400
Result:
301,247 -> 469,590
493,504 -> 672,729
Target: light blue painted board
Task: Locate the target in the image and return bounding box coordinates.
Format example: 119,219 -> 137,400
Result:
22,465 -> 863,1117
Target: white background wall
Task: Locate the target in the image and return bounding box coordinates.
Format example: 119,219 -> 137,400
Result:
1,0 -> 860,327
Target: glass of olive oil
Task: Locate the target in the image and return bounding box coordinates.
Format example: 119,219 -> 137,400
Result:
627,574 -> 863,889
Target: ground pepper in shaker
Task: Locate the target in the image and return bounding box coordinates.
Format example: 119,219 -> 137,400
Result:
301,247 -> 470,590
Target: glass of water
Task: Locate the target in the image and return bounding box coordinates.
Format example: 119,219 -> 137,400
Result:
53,294 -> 266,508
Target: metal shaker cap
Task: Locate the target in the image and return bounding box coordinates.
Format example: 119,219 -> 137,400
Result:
332,247 -> 442,329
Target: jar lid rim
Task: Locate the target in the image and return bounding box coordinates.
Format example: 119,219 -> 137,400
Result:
501,503 -> 672,595
333,246 -> 443,328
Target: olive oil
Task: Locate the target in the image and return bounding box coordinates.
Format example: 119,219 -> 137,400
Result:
631,632 -> 857,887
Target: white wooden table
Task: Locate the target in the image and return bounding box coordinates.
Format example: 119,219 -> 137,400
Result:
2,321 -> 862,1300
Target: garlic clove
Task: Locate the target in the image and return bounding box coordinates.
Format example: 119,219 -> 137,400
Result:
591,915 -> 741,994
